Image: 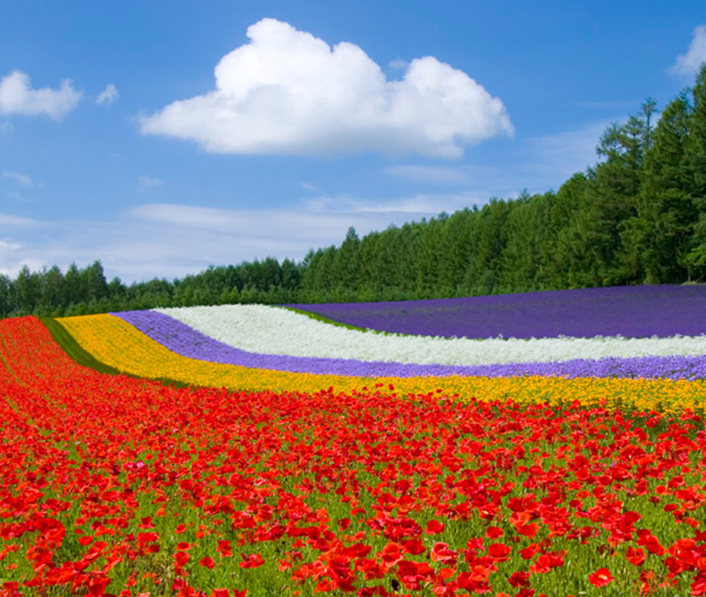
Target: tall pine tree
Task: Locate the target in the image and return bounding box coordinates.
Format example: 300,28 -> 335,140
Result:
626,93 -> 694,282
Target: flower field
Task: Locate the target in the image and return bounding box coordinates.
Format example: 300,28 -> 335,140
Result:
54,311 -> 706,413
115,308 -> 706,380
3,287 -> 706,596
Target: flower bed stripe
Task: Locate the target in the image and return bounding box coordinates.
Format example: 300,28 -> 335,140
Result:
117,309 -> 706,380
286,285 -> 706,338
58,313 -> 706,414
153,304 -> 706,366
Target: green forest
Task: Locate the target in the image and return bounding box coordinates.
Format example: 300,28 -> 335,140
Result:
3,65 -> 706,319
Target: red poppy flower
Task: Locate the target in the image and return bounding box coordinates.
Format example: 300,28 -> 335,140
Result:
431,542 -> 457,564
626,547 -> 645,566
240,553 -> 265,568
402,539 -> 426,555
425,520 -> 445,535
379,542 -> 403,567
588,568 -> 614,587
691,574 -> 706,596
488,543 -> 511,562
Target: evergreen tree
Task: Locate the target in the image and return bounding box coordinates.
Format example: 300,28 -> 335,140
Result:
685,64 -> 706,277
626,93 -> 694,282
0,275 -> 9,318
332,227 -> 361,298
578,106 -> 652,286
471,199 -> 511,294
40,265 -> 66,314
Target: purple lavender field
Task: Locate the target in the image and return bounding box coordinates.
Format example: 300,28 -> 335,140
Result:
287,285 -> 706,339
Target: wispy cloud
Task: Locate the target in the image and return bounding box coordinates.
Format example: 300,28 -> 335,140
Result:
577,100 -> 639,110
389,59 -> 409,70
0,212 -> 43,228
3,170 -> 33,187
302,192 -> 484,215
383,165 -> 470,185
0,240 -> 22,250
138,176 -> 164,188
299,182 -> 320,193
383,120 -> 608,199
383,119 -> 608,202
0,70 -> 82,120
0,193 -> 488,282
96,83 -> 119,105
670,25 -> 706,77
518,121 -> 607,189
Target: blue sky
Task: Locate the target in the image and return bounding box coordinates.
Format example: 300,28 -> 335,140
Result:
1,1 -> 705,282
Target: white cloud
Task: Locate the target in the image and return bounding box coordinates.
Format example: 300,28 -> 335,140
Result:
0,193 -> 488,282
139,18 -> 513,158
0,212 -> 42,228
578,100 -> 639,110
0,70 -> 82,120
383,164 -> 469,185
381,121 -> 609,201
521,121 -> 607,186
0,240 -> 22,250
138,176 -> 164,188
128,202 -> 398,235
303,192 -> 483,215
97,83 -> 119,105
389,59 -> 409,70
299,181 -> 320,192
670,25 -> 706,77
3,171 -> 33,187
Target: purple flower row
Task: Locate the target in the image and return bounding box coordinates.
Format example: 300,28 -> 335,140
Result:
113,310 -> 706,380
286,285 -> 706,339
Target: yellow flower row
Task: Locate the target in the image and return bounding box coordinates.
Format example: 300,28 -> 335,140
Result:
58,313 -> 706,414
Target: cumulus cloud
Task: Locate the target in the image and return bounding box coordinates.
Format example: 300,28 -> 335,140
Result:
97,83 -> 119,105
3,171 -> 33,187
140,18 -> 513,158
671,25 -> 706,77
0,70 -> 82,120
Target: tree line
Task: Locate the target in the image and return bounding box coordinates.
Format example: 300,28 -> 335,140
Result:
2,65 -> 706,318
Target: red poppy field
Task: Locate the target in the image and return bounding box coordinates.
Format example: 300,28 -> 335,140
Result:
3,316 -> 706,597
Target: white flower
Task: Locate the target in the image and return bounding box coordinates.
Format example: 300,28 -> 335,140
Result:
154,305 -> 706,366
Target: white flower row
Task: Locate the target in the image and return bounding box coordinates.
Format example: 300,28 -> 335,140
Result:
155,305 -> 706,366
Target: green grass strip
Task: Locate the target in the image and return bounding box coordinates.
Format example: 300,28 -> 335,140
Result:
41,316 -> 125,375
276,306 -> 407,337
39,316 -> 195,389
